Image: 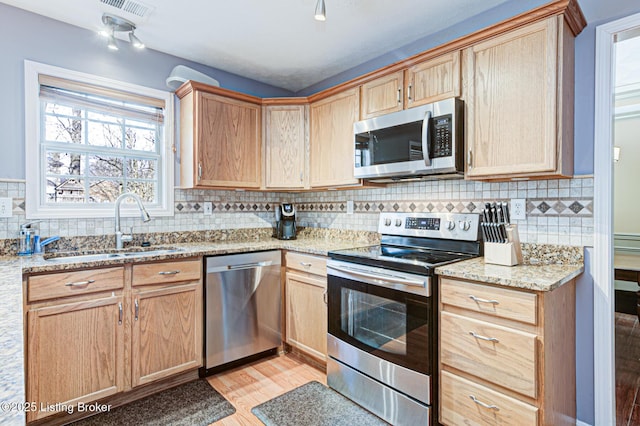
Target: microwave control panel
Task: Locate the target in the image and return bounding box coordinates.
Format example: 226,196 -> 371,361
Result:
430,114 -> 452,158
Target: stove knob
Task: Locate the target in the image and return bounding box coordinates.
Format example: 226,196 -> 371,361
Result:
395,219 -> 402,227
446,220 -> 455,230
459,220 -> 471,231
384,218 -> 392,226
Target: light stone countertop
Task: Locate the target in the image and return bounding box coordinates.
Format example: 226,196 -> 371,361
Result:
435,257 -> 584,292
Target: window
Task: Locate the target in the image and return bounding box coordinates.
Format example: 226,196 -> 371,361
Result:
25,61 -> 174,219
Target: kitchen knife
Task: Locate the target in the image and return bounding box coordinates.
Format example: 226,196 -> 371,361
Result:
491,207 -> 501,243
497,204 -> 508,243
480,209 -> 489,241
502,201 -> 510,225
482,208 -> 494,242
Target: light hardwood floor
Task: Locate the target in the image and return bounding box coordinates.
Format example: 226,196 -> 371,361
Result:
206,353 -> 326,425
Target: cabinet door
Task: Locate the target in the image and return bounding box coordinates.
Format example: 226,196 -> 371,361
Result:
360,71 -> 404,119
285,271 -> 327,360
27,296 -> 125,421
132,282 -> 202,387
264,105 -> 307,189
196,92 -> 261,188
406,51 -> 461,108
309,88 -> 360,187
464,17 -> 561,178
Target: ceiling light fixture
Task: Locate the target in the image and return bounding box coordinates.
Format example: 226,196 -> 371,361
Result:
314,0 -> 326,21
101,13 -> 145,51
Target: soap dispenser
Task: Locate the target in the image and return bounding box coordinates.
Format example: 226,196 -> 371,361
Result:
18,222 -> 38,256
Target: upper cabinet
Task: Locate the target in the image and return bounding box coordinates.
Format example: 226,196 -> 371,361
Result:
406,51 -> 461,109
310,88 -> 361,188
360,52 -> 461,119
360,71 -> 404,119
263,101 -> 308,189
464,16 -> 575,180
177,82 -> 262,189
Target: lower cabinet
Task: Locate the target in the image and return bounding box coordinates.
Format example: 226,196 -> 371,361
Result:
284,252 -> 328,362
27,294 -> 125,422
131,260 -> 202,387
25,259 -> 203,422
439,277 -> 576,426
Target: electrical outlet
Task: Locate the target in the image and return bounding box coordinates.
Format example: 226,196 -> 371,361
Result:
0,197 -> 12,218
203,202 -> 213,215
346,200 -> 354,215
510,198 -> 526,220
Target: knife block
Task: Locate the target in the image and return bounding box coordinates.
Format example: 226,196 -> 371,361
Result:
484,225 -> 523,267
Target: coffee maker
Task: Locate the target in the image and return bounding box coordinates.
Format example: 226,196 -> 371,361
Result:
275,203 -> 296,240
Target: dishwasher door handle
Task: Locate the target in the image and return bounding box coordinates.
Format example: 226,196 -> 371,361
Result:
226,261 -> 273,270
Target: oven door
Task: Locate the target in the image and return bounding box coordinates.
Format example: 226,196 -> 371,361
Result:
327,260 -> 432,376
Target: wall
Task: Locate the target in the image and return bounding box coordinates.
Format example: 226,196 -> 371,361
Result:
0,3 -> 293,181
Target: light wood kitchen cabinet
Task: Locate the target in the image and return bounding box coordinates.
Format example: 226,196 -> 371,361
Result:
360,71 -> 404,119
309,88 -> 360,188
131,260 -> 202,387
405,51 -> 461,108
25,259 -> 203,422
263,102 -> 308,189
177,82 -> 262,189
284,252 -> 328,362
463,16 -> 574,180
439,277 -> 576,426
26,269 -> 126,422
359,52 -> 461,119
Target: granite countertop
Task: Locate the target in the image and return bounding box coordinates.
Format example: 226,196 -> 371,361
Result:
435,257 -> 584,292
19,237 -> 368,274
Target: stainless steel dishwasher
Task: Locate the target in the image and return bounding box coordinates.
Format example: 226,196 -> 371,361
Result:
203,250 -> 281,374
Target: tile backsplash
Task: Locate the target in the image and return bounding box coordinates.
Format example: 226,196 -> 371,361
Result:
0,176 -> 594,247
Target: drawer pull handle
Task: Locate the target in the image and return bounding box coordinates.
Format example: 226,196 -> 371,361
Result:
65,279 -> 95,287
300,262 -> 312,268
469,395 -> 500,411
469,295 -> 499,305
158,270 -> 181,275
469,331 -> 499,343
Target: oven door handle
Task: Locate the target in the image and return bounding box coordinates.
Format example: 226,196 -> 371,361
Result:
328,264 -> 426,287
422,110 -> 432,167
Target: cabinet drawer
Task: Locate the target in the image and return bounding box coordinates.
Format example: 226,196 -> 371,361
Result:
28,267 -> 124,302
440,370 -> 538,426
440,311 -> 537,398
133,259 -> 201,286
286,252 -> 327,276
441,278 -> 537,325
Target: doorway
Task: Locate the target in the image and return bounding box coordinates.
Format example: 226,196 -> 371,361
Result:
594,12 -> 640,426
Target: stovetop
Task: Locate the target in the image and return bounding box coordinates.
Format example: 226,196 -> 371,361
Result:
328,212 -> 482,276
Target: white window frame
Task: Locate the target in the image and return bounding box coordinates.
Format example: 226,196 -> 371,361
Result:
24,60 -> 175,219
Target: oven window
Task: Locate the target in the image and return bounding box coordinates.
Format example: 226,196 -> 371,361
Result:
341,288 -> 407,355
328,274 -> 431,375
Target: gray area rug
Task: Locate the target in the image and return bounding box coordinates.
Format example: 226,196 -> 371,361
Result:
72,379 -> 235,425
251,381 -> 388,426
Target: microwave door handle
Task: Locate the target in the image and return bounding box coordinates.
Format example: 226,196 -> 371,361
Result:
422,110 -> 432,166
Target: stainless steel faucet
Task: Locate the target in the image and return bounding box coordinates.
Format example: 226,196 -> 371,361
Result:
114,192 -> 151,249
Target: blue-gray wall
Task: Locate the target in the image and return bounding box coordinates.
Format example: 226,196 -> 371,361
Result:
0,2 -> 293,180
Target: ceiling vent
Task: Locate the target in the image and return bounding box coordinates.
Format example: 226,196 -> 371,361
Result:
99,0 -> 153,21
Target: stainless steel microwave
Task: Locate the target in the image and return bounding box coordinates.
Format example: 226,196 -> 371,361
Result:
354,98 -> 464,182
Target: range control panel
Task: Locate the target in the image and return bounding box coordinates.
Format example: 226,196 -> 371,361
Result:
378,212 -> 481,241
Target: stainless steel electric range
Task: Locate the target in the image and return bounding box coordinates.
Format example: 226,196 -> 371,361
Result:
327,211 -> 482,426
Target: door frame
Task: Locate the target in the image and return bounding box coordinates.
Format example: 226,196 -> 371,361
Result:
593,12 -> 640,425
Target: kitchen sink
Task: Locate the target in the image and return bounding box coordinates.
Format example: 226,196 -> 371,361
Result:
44,247 -> 186,263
